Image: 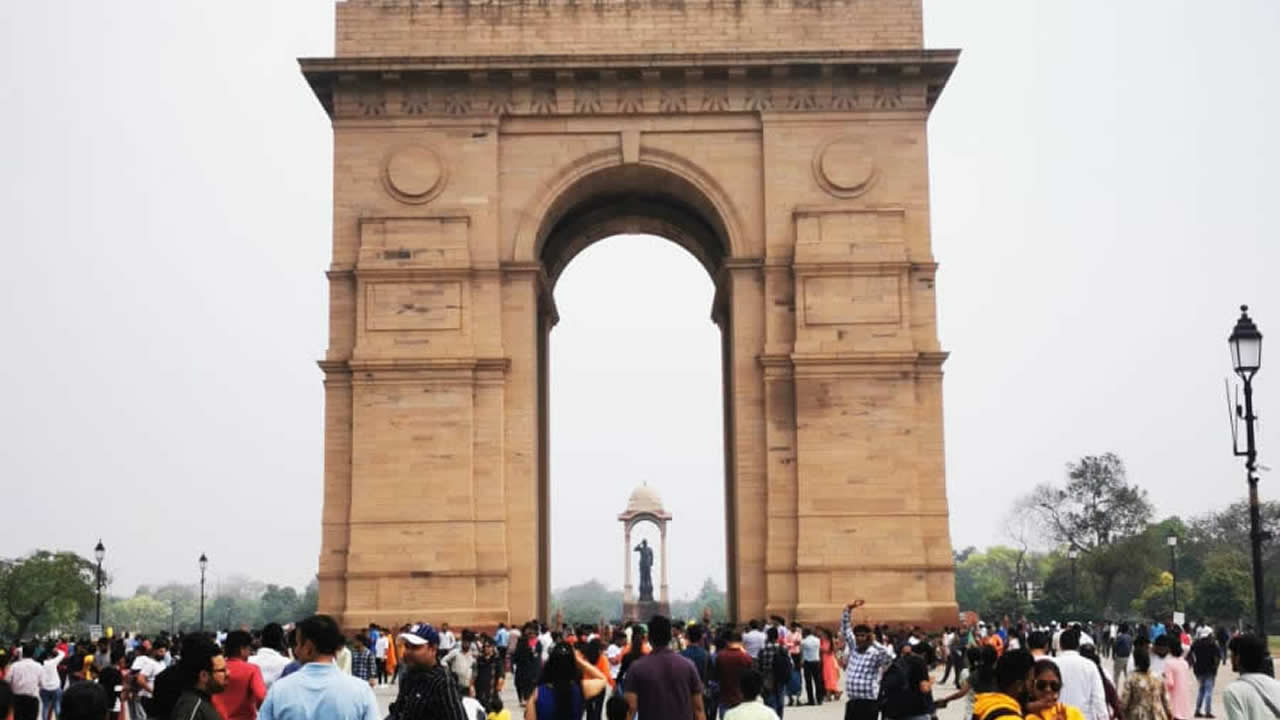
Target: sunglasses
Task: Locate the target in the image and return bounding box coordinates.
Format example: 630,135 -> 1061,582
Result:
1036,681 -> 1062,693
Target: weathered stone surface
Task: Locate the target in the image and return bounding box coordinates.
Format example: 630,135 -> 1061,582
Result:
308,0 -> 959,629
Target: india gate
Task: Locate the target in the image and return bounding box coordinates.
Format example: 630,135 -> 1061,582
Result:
306,0 -> 959,628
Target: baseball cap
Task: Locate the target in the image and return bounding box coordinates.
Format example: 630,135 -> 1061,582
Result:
400,623 -> 441,647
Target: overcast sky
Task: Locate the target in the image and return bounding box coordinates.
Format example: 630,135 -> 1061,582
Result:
2,1 -> 1277,601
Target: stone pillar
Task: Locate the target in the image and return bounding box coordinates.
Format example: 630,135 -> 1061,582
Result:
659,523 -> 669,604
623,523 -> 634,603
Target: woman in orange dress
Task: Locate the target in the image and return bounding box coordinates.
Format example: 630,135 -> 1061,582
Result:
820,628 -> 841,702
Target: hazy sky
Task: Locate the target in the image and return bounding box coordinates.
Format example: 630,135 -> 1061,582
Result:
2,1 -> 1277,601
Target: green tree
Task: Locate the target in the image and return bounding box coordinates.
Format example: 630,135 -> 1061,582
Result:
298,578 -> 319,618
258,585 -> 300,625
1131,571 -> 1194,620
1026,453 -> 1154,610
0,551 -> 99,639
672,578 -> 728,622
107,593 -> 172,634
1193,554 -> 1252,622
550,580 -> 623,625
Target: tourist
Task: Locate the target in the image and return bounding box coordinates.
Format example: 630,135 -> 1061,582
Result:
487,697 -> 510,720
442,631 -> 478,699
1025,659 -> 1085,720
524,641 -> 607,720
840,599 -> 894,720
386,623 -> 466,720
722,668 -> 777,720
439,624 -> 457,655
616,626 -> 648,692
1113,624 -> 1134,687
335,638 -> 352,677
1078,645 -> 1122,720
973,649 -> 1036,720
169,635 -> 229,720
1163,639 -> 1193,720
494,625 -> 509,674
879,641 -> 932,720
1150,635 -> 1171,679
1188,628 -> 1219,718
715,628 -> 754,714
754,626 -> 789,717
375,630 -> 391,686
212,631 -> 266,720
9,644 -> 42,720
797,627 -> 822,707
743,621 -> 766,660
250,624 -> 290,690
61,681 -> 110,720
1054,629 -> 1108,720
1223,634 -> 1280,720
512,625 -> 541,705
1028,631 -> 1052,660
350,636 -> 376,688
36,643 -> 64,720
95,650 -> 124,720
622,615 -> 704,720
819,628 -> 841,703
1123,647 -> 1172,720
473,636 -> 504,712
258,615 -> 379,720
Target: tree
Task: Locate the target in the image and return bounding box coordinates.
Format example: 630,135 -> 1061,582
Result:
672,578 -> 728,622
1194,554 -> 1252,623
550,580 -> 622,625
0,551 -> 98,639
1025,453 -> 1154,609
258,585 -> 300,625
298,578 -> 319,618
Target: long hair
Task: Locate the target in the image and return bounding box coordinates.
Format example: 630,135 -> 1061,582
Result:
536,641 -> 581,720
974,644 -> 999,692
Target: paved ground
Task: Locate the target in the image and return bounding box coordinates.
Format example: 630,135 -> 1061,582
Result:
373,659 -> 1240,719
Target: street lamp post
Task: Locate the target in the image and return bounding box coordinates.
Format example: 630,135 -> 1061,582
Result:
93,540 -> 105,627
1229,305 -> 1264,639
1068,548 -> 1079,616
199,553 -> 209,633
1167,536 -> 1179,616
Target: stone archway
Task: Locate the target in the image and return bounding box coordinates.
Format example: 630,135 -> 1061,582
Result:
305,0 -> 960,628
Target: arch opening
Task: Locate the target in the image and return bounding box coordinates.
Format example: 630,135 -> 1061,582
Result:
534,164 -> 738,622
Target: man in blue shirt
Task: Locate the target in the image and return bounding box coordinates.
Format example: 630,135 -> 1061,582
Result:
258,615 -> 380,720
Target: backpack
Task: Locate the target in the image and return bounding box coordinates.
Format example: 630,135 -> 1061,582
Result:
771,649 -> 793,691
1113,634 -> 1133,658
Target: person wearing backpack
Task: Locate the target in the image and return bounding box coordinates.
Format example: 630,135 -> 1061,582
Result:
879,642 -> 932,720
1113,624 -> 1134,688
754,628 -> 791,718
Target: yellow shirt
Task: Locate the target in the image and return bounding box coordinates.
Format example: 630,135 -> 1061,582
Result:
1029,703 -> 1087,720
488,711 -> 512,720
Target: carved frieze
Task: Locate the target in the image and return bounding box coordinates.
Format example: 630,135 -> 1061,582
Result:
304,53 -> 955,120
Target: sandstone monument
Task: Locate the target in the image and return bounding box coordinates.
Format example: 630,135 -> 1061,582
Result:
306,0 -> 959,628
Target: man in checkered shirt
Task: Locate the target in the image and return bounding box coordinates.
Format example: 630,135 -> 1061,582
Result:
841,599 -> 895,720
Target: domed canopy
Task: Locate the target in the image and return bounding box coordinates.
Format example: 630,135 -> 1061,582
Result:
619,483 -> 672,522
626,484 -> 666,514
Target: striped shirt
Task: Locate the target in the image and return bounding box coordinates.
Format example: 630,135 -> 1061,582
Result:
840,607 -> 894,700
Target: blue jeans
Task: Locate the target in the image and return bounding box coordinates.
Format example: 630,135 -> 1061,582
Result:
1196,674 -> 1216,714
770,690 -> 786,718
39,688 -> 61,720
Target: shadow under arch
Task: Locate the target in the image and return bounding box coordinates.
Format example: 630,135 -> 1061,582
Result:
528,159 -> 741,621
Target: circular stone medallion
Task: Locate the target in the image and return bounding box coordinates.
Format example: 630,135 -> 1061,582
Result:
383,145 -> 445,203
814,136 -> 878,198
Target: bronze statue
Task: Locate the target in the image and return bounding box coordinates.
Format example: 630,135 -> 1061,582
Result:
634,538 -> 655,602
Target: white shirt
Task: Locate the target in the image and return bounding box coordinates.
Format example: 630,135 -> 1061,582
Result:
723,698 -> 780,720
538,632 -> 552,661
439,631 -> 457,652
1055,650 -> 1109,720
251,647 -> 291,688
374,635 -> 390,660
7,658 -> 41,697
800,635 -> 821,663
743,629 -> 767,658
131,655 -> 162,698
40,651 -> 65,691
606,644 -> 623,679
461,696 -> 486,720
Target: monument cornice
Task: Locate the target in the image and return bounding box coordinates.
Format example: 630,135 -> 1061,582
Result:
301,49 -> 958,119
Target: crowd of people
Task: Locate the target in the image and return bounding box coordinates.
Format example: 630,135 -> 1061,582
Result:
0,602 -> 1276,720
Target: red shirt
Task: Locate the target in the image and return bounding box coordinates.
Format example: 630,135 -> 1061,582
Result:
212,658 -> 266,720
714,647 -> 754,708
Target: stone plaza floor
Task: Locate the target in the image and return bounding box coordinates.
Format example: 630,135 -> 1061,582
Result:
374,659 -> 1241,719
